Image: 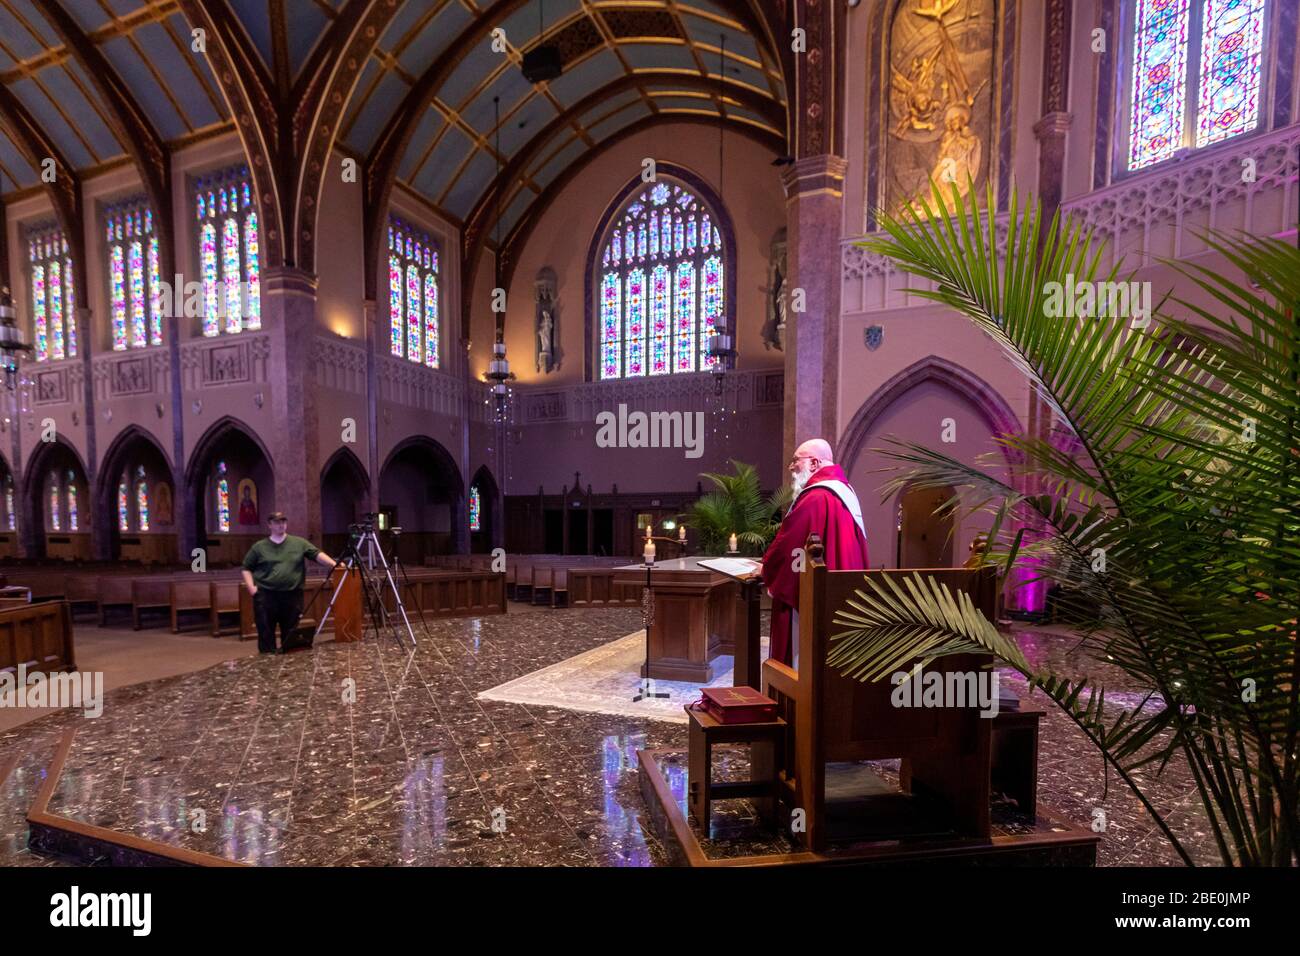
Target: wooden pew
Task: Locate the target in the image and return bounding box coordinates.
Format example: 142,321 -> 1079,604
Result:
169,579 -> 213,633
551,568 -> 569,608
131,578 -> 173,630
0,600 -> 74,672
761,537 -> 998,852
97,577 -> 134,626
568,568 -> 642,608
64,575 -> 99,619
530,565 -> 553,605
210,580 -> 241,636
513,560 -> 535,602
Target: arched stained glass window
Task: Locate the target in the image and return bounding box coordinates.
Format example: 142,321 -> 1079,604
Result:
1128,0 -> 1268,171
194,166 -> 261,337
387,218 -> 440,367
118,480 -> 130,532
597,178 -> 728,379
65,470 -> 78,532
48,476 -> 61,532
215,461 -> 230,533
469,485 -> 482,532
28,225 -> 76,362
136,465 -> 150,532
106,199 -> 164,350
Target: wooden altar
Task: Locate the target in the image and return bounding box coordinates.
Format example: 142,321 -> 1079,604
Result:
612,557 -> 762,684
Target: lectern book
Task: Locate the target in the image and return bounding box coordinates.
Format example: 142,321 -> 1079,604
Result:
698,686 -> 778,724
696,557 -> 761,580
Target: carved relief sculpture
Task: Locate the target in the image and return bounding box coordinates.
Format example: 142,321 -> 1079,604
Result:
886,0 -> 995,217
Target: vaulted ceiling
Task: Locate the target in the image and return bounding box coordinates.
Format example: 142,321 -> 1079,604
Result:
0,0 -> 787,256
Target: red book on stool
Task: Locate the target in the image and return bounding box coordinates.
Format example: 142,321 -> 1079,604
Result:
698,686 -> 778,724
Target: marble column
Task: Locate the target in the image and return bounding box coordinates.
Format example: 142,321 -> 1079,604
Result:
781,155 -> 847,462
74,305 -> 109,562
262,267 -> 322,542
1034,112 -> 1073,231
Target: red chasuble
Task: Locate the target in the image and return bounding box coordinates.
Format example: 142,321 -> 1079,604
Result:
760,464 -> 870,665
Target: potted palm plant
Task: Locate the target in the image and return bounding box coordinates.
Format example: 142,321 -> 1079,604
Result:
829,179 -> 1298,866
685,460 -> 791,557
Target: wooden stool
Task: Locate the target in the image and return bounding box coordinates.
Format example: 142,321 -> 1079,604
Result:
685,705 -> 785,831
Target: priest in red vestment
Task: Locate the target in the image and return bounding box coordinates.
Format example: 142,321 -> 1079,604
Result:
760,439 -> 870,665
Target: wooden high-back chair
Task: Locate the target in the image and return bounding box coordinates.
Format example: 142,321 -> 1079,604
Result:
761,535 -> 998,852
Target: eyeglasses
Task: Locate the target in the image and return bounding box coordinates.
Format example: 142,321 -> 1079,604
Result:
788,455 -> 816,468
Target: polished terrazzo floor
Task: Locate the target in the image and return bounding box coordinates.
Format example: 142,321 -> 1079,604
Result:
0,606 -> 1219,866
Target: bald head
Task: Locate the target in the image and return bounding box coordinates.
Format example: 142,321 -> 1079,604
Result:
789,438 -> 834,492
794,439 -> 834,464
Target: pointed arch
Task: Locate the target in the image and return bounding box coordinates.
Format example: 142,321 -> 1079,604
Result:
379,435 -> 465,556
838,355 -> 1023,476
321,445 -> 371,552
20,437 -> 91,559
468,464 -> 502,552
96,425 -> 173,504
185,416 -> 275,489
582,162 -> 738,382
94,425 -> 174,557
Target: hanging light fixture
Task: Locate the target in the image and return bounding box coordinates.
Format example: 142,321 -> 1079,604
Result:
706,34 -> 736,396
483,95 -> 514,410
0,285 -> 32,391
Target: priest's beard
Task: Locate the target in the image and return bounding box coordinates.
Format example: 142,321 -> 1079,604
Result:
791,463 -> 814,495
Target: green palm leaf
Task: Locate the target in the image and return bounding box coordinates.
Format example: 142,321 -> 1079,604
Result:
843,181 -> 1299,865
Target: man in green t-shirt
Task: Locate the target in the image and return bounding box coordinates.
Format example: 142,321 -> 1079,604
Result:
241,511 -> 337,654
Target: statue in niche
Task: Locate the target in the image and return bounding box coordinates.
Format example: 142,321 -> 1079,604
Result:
886,0 -> 993,218
762,230 -> 787,351
535,267 -> 557,374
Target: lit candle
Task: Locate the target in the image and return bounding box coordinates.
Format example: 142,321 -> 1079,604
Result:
644,537 -> 656,565
678,525 -> 686,543
728,533 -> 738,553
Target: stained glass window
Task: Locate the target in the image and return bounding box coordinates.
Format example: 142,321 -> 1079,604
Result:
118,480 -> 130,532
28,225 -> 76,362
105,198 -> 163,350
596,179 -> 728,379
3,476 -> 13,532
1128,0 -> 1269,171
387,219 -> 440,367
469,485 -> 482,532
65,471 -> 78,532
136,465 -> 150,532
194,167 -> 260,336
1197,0 -> 1267,146
49,477 -> 60,532
216,461 -> 230,533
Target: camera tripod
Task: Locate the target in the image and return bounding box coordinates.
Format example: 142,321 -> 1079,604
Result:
305,518 -> 428,649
